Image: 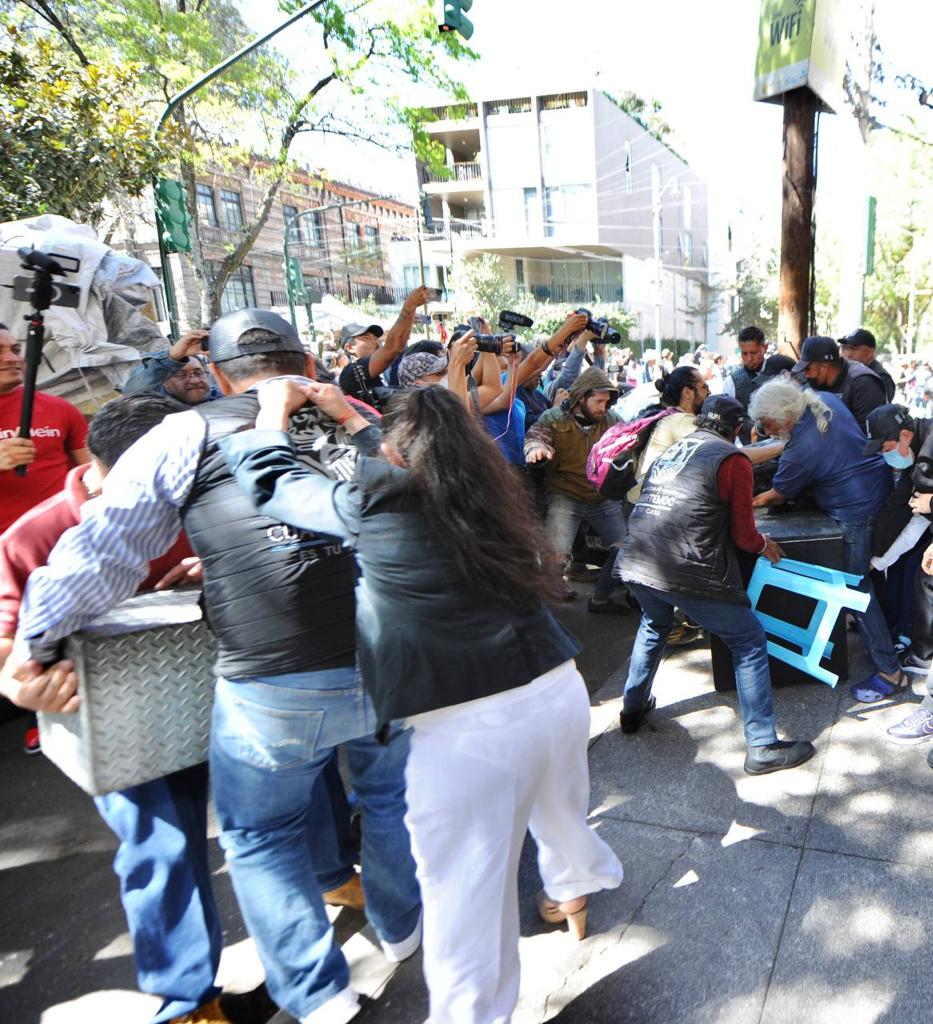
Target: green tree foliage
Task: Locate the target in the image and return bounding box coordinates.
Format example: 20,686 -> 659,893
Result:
451,253 -> 513,322
0,21 -> 163,222
719,255 -> 778,339
606,91 -> 674,146
8,0 -> 476,320
863,130 -> 933,354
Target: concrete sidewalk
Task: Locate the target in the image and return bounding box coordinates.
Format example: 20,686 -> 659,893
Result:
3,632 -> 933,1023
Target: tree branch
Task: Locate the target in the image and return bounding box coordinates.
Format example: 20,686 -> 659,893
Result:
23,0 -> 90,66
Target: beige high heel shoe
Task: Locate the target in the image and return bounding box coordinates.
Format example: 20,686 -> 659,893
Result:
536,891 -> 588,940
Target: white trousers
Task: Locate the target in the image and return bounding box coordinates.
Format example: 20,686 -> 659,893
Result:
404,659 -> 624,1024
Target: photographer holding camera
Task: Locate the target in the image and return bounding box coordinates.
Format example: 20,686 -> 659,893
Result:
338,285 -> 432,409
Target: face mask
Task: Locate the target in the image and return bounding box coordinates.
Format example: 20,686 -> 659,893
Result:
883,449 -> 914,469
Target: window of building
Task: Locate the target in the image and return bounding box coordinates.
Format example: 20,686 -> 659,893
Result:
624,142 -> 632,195
682,185 -> 692,231
219,189 -> 244,231
679,231 -> 693,266
544,184 -> 592,236
486,96 -> 531,115
364,224 -> 379,252
540,91 -> 588,110
208,261 -> 256,313
196,184 -> 218,228
307,210 -> 324,246
303,274 -> 328,297
515,258 -> 525,290
283,204 -> 302,243
523,187 -> 538,235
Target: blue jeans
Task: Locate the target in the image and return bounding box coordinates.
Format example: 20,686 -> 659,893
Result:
95,755 -> 356,1023
624,583 -> 779,747
95,764 -> 222,1024
210,666 -> 421,1021
837,518 -> 900,676
547,492 -> 625,599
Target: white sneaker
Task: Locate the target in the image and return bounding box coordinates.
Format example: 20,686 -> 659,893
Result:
380,910 -> 423,963
300,986 -> 360,1024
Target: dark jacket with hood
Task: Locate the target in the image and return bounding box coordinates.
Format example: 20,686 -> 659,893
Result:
523,366 -> 622,504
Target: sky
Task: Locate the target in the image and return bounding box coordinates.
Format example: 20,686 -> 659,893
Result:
239,0 -> 933,284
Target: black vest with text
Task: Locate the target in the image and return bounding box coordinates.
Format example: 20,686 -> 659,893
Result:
730,365 -> 763,444
619,428 -> 748,604
181,394 -> 358,679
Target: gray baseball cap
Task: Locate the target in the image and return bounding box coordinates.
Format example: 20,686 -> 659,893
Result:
340,322 -> 384,348
208,308 -> 305,363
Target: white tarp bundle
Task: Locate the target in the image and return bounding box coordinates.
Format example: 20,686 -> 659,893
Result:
0,214 -> 163,390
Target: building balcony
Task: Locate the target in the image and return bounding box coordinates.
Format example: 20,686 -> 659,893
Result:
422,162 -> 485,198
424,162 -> 483,184
423,217 -> 488,244
424,103 -> 479,134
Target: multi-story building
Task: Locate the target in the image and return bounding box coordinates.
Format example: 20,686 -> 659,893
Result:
418,86 -> 717,345
113,162 -> 418,332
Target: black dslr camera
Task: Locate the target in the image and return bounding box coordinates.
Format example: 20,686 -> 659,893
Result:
575,307 -> 621,345
467,311 -> 534,355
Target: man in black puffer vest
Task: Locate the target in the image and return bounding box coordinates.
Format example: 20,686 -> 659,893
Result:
9,310 -> 421,1024
616,395 -> 815,775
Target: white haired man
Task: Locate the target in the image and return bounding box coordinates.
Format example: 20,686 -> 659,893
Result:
750,379 -> 905,703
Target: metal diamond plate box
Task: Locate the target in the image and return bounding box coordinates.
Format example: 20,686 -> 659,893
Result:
37,589 -> 215,796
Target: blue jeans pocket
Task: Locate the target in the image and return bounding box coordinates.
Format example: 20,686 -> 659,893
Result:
220,692 -> 324,772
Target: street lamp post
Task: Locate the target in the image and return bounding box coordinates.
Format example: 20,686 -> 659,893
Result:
153,1 -> 324,338
652,175 -> 680,357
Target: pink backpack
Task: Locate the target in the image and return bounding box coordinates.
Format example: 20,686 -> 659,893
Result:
586,408 -> 678,500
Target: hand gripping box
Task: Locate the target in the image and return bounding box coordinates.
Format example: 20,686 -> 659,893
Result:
37,589 -> 215,796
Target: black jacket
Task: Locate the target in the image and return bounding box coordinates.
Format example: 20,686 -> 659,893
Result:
872,416 -> 933,555
823,361 -> 886,431
221,428 -> 582,727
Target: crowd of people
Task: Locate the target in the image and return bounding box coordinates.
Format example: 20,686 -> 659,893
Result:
1,290 -> 933,1024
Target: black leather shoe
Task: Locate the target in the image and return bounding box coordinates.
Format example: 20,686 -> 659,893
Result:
744,739 -> 815,775
620,696 -> 656,734
220,984 -> 279,1024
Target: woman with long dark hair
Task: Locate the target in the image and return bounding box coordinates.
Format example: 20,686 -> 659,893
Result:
221,380 -> 623,1024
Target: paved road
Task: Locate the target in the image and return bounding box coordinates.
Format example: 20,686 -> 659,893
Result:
5,595 -> 931,1024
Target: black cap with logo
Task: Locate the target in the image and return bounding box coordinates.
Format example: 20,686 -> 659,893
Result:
792,336 -> 840,373
700,394 -> 748,429
863,404 -> 912,455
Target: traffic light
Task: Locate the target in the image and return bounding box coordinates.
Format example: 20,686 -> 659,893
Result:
284,256 -> 307,304
439,0 -> 473,40
155,178 -> 192,254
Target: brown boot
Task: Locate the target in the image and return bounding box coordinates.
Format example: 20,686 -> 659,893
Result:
323,871 -> 366,911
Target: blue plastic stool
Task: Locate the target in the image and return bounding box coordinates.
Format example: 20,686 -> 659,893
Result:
746,556 -> 870,688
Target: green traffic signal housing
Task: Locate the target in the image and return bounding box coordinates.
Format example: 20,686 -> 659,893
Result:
439,0 -> 473,40
155,178 -> 192,254
284,255 -> 307,304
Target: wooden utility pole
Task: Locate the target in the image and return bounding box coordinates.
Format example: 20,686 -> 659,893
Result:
778,88 -> 819,357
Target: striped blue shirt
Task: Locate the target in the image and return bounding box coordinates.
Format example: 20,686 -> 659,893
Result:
15,409 -> 206,662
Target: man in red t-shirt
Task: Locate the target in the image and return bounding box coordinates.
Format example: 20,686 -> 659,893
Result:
0,324 -> 90,533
